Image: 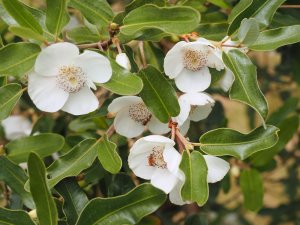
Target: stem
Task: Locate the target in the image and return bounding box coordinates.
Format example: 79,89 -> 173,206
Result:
191,142 -> 202,147
77,39 -> 113,50
138,41 -> 147,68
169,121 -> 177,140
106,124 -> 115,138
280,4 -> 300,8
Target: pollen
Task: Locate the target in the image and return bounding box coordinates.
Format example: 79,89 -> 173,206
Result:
128,103 -> 152,125
148,146 -> 167,169
56,65 -> 87,93
182,49 -> 208,71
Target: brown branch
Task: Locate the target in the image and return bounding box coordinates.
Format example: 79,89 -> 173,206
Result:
280,4 -> 300,8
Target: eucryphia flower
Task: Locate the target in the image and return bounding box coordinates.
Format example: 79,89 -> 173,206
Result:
1,115 -> 32,140
116,53 -> 131,70
169,155 -> 230,205
128,135 -> 182,193
28,42 -> 112,115
164,38 -> 224,93
108,96 -> 169,138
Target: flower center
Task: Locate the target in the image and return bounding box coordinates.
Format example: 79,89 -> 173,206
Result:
182,49 -> 208,71
148,146 -> 167,169
56,65 -> 87,93
128,103 -> 152,125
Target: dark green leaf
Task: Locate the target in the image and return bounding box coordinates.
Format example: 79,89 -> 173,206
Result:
144,42 -> 164,71
195,22 -> 228,41
237,18 -> 259,45
107,173 -> 135,197
0,208 -> 35,225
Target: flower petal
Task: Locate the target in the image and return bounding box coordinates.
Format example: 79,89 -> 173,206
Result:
128,153 -> 155,180
206,50 -> 225,71
169,177 -> 187,205
203,155 -> 230,183
172,97 -> 191,126
219,68 -> 235,92
147,116 -> 170,135
113,108 -> 145,138
108,96 -> 142,113
151,168 -> 179,193
143,135 -> 175,145
61,85 -> 98,115
35,42 -> 79,76
73,50 -> 112,84
1,116 -> 32,140
179,119 -> 190,136
164,41 -> 186,79
28,72 -> 69,112
163,145 -> 181,174
116,53 -> 131,70
175,67 -> 211,93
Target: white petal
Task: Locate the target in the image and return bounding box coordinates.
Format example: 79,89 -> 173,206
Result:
73,50 -> 112,84
143,135 -> 175,145
219,68 -> 235,92
35,42 -> 79,76
172,98 -> 190,126
163,145 -> 181,174
203,155 -> 230,183
175,67 -> 211,93
169,178 -> 187,205
180,92 -> 214,106
151,168 -> 179,193
61,86 -> 98,115
196,37 -> 214,46
206,50 -> 225,71
113,108 -> 145,138
1,116 -> 32,140
147,117 -> 170,135
179,119 -> 190,136
108,96 -> 142,113
116,53 -> 131,70
28,72 -> 69,112
164,41 -> 186,79
189,104 -> 213,122
128,153 -> 155,180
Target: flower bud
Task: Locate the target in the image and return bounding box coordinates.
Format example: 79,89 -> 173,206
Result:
116,53 -> 131,70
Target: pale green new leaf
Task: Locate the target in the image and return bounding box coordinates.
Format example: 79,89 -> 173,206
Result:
200,125 -> 279,160
0,208 -> 35,225
75,184 -> 166,225
238,18 -> 259,45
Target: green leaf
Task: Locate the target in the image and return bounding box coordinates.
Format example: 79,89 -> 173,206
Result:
180,151 -> 208,206
6,133 -> 65,164
195,22 -> 229,41
28,153 -> 58,225
200,125 -> 279,160
0,208 -> 35,225
120,5 -> 200,38
55,178 -> 89,225
0,84 -> 23,121
138,65 -> 180,123
123,45 -> 139,73
47,139 -> 99,188
69,0 -> 113,27
100,59 -> 143,95
8,26 -> 46,41
237,18 -> 259,45
107,173 -> 135,197
66,26 -> 100,43
0,42 -> 41,78
222,50 -> 268,121
144,42 -> 164,71
0,156 -> 34,209
250,115 -> 299,167
125,0 -> 166,13
98,135 -> 122,174
46,0 -> 70,36
76,183 -> 166,225
240,169 -> 263,211
2,0 -> 43,34
207,0 -> 231,9
249,25 -> 300,51
228,0 -> 285,35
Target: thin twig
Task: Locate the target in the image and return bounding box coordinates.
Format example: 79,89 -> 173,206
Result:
138,41 -> 147,68
280,4 -> 300,8
106,124 -> 115,138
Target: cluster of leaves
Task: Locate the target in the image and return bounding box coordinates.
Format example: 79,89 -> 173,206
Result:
0,0 -> 299,224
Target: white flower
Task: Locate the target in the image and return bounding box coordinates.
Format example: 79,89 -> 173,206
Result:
116,53 -> 131,70
164,38 -> 224,93
169,155 -> 230,205
28,42 -> 112,115
1,115 -> 32,140
128,135 -> 182,193
108,96 -> 169,138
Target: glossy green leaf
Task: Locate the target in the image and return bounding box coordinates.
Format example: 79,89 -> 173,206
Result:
120,5 -> 200,38
66,27 -> 100,43
0,84 -> 23,121
55,178 -> 89,225
100,59 -> 143,95
76,183 -> 166,225
195,22 -> 228,41
223,50 -> 268,121
207,0 -> 231,9
0,43 -> 41,77
138,65 -> 180,123
9,26 -> 46,41
144,42 -> 164,71
107,173 -> 135,197
28,153 -> 58,225
228,0 -> 252,23
47,139 -> 99,188
0,156 -> 34,209
0,208 -> 35,225
46,0 -> 69,36
69,0 -> 113,27
180,151 -> 208,206
123,45 -> 139,73
6,133 -> 65,164
240,169 -> 263,211
200,125 -> 279,160
98,135 -> 122,174
249,25 -> 300,51
237,18 -> 259,45
125,0 -> 166,13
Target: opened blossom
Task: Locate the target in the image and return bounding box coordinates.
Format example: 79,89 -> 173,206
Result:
128,135 -> 182,193
1,115 -> 32,140
164,38 -> 224,93
28,42 -> 112,115
108,96 -> 169,138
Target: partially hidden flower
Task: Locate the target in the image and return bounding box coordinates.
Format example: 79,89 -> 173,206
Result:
164,38 -> 224,93
28,42 -> 112,115
108,96 -> 169,138
116,53 -> 131,70
169,155 -> 230,205
128,135 -> 182,193
1,115 -> 32,140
